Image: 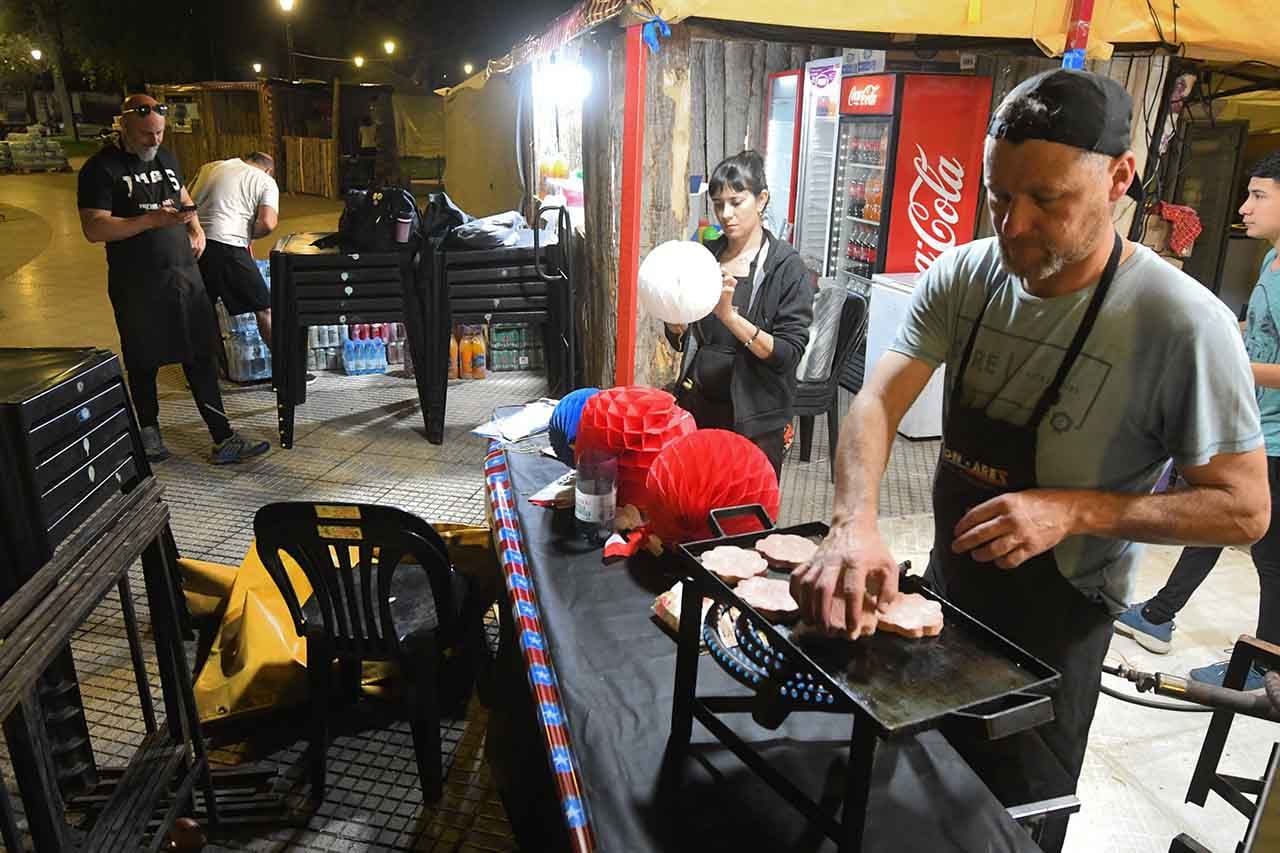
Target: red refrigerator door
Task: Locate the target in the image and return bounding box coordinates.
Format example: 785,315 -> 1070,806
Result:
883,75 -> 994,275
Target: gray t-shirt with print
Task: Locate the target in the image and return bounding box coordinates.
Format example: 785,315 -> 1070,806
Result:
890,237 -> 1262,613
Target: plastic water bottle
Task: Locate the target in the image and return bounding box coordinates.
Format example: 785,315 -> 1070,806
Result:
343,339 -> 356,374
377,339 -> 388,372
575,449 -> 618,544
251,342 -> 267,378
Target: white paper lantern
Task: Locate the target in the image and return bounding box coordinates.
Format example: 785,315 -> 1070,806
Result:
638,240 -> 722,325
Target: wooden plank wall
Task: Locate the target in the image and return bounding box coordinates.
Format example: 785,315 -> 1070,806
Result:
580,34 -> 623,388
688,39 -> 838,226
284,136 -> 338,198
635,24 -> 692,389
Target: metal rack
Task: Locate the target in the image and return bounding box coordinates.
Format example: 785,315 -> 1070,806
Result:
668,505 -> 1064,851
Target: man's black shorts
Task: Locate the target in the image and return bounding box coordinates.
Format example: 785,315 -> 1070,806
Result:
198,240 -> 269,316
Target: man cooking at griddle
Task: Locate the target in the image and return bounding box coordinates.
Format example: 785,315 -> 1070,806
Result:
791,69 -> 1269,851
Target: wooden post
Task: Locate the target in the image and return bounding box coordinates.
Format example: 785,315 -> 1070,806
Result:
331,77 -> 342,198
615,25 -> 647,387
634,25 -> 692,389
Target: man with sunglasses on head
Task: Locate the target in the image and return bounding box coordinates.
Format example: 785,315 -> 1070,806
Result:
78,94 -> 269,465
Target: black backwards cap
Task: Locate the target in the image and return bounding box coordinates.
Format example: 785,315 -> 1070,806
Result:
988,68 -> 1142,201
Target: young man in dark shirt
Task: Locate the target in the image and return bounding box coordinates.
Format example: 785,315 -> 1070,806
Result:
77,94 -> 268,464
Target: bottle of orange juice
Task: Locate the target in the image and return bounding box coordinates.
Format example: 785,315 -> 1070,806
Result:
448,329 -> 459,379
459,326 -> 474,379
471,326 -> 487,379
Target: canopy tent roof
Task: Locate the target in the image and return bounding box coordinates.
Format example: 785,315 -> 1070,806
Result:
652,0 -> 1279,65
456,0 -> 1277,89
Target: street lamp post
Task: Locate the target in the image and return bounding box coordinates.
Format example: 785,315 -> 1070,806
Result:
463,62 -> 474,76
279,0 -> 297,79
383,40 -> 396,56
353,55 -> 365,69
30,48 -> 43,61
253,62 -> 263,75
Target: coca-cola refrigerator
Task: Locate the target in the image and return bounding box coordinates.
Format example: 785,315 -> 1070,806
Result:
825,73 -> 993,291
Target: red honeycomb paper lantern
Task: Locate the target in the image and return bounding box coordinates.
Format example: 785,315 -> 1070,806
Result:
576,386 -> 696,506
645,429 -> 780,544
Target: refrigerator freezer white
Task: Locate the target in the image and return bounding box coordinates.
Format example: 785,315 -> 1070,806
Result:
792,56 -> 843,272
867,273 -> 943,439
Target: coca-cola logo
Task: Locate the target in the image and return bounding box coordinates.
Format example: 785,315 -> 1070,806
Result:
846,83 -> 882,107
906,144 -> 966,273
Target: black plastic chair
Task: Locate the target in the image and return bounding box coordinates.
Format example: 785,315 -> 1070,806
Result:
794,288 -> 869,479
253,502 -> 475,803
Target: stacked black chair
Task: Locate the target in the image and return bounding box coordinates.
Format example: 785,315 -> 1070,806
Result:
419,208 -> 576,444
269,232 -> 427,448
793,289 -> 870,478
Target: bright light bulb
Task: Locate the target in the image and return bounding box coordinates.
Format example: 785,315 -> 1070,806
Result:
30,48 -> 43,61
463,62 -> 474,76
353,55 -> 365,68
278,0 -> 294,11
383,40 -> 396,55
252,62 -> 263,74
534,61 -> 592,106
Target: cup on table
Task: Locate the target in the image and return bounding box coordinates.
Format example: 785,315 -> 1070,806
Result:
395,215 -> 413,244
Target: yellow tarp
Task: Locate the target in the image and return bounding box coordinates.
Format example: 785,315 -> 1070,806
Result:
180,524 -> 494,723
393,94 -> 446,159
1217,91 -> 1280,136
651,0 -> 1280,65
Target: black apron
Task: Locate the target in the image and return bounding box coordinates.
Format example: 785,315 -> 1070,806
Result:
109,263 -> 218,371
924,235 -> 1123,850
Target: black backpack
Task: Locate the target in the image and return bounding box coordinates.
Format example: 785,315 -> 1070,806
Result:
331,186 -> 421,252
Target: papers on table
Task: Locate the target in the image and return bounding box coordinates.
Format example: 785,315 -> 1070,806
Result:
472,399 -> 558,442
529,470 -> 575,508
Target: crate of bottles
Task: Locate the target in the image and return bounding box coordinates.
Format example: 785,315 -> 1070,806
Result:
490,346 -> 544,372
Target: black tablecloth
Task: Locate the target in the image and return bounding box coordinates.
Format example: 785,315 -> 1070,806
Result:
486,444 -> 1039,852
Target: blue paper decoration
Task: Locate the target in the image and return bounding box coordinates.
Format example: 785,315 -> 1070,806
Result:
549,387 -> 600,465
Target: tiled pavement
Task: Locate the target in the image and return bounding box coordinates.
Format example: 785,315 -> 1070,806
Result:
2,169 -> 1271,853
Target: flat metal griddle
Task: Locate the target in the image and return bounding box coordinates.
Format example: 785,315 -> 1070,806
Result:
681,513 -> 1058,738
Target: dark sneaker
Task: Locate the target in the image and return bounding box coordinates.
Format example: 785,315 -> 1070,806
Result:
140,426 -> 171,462
1114,600 -> 1173,654
1189,660 -> 1266,691
210,432 -> 270,465
306,372 -> 318,385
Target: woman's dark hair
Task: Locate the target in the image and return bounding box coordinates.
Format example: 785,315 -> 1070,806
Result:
709,150 -> 768,199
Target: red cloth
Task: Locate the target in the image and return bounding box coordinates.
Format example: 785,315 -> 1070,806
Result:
1155,201 -> 1203,255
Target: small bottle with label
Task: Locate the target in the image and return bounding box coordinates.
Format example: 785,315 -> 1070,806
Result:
574,449 -> 617,544
471,326 -> 487,379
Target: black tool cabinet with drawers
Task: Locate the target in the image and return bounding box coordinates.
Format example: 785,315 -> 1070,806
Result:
270,232 -> 430,449
0,347 -> 151,800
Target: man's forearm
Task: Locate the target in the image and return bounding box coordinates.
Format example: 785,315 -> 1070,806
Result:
831,392 -> 897,530
82,213 -> 157,243
1072,482 -> 1268,547
1253,362 -> 1280,389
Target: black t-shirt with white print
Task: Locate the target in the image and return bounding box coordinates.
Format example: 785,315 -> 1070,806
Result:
77,140 -> 193,271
